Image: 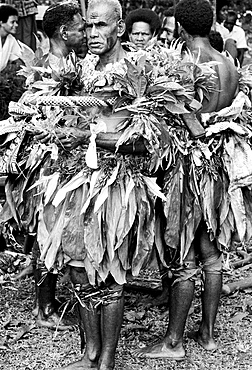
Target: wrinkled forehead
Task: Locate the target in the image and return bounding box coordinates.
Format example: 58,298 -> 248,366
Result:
131,21 -> 152,33
86,3 -> 116,23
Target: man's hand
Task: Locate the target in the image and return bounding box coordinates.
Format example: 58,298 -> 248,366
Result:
33,131 -> 52,144
55,127 -> 91,150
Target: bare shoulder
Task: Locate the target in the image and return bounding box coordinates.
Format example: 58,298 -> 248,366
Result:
199,47 -> 238,81
197,46 -> 238,112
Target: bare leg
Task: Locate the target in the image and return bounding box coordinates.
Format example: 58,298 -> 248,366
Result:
196,272 -> 222,350
58,268 -> 124,370
59,305 -> 101,370
34,268 -> 73,331
58,267 -> 100,370
135,247 -> 195,359
189,225 -> 222,350
99,293 -> 124,370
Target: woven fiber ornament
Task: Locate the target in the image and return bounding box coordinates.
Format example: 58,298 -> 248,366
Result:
36,95 -> 107,108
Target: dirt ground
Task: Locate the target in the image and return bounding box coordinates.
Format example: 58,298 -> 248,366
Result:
0,254 -> 252,370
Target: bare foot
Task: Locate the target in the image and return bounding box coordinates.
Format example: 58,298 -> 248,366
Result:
54,357 -> 98,369
36,311 -> 74,331
188,330 -> 217,351
132,340 -> 185,360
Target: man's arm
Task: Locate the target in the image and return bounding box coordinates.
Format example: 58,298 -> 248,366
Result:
57,127 -> 146,153
237,48 -> 246,66
224,38 -> 238,59
96,132 -> 146,153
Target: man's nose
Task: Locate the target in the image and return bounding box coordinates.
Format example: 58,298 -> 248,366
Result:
137,33 -> 144,40
90,25 -> 98,37
160,30 -> 167,39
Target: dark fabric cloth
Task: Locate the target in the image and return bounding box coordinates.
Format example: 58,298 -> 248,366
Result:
16,14 -> 37,51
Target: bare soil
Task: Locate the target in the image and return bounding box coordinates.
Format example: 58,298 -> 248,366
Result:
0,257 -> 252,370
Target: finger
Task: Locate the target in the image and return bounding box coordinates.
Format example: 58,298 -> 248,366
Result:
34,132 -> 50,141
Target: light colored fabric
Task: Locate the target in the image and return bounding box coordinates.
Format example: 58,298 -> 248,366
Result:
225,25 -> 248,49
0,34 -> 22,72
215,22 -> 230,39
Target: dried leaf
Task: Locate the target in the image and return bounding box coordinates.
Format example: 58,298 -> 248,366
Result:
229,312 -> 249,322
12,323 -> 36,343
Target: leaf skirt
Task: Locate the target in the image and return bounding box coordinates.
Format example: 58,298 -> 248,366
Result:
37,151 -> 164,285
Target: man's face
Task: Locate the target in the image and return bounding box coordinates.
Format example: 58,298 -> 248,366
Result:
159,16 -> 175,44
1,15 -> 19,36
129,21 -> 152,49
65,13 -> 87,55
218,6 -> 228,23
224,15 -> 236,32
86,3 -> 119,55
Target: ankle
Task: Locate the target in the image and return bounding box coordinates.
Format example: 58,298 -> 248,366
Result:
198,326 -> 214,341
98,361 -> 115,370
164,336 -> 183,349
97,351 -> 115,370
85,348 -> 100,363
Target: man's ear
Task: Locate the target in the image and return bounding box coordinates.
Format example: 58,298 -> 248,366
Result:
117,19 -> 126,38
180,27 -> 192,43
60,25 -> 68,41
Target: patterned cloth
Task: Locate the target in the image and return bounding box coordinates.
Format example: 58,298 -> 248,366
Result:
5,0 -> 38,17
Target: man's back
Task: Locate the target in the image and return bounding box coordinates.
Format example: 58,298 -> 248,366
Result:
191,40 -> 238,113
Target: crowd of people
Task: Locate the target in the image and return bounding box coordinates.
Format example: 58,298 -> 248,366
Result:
0,0 -> 252,369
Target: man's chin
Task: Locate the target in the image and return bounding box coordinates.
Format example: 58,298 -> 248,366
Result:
134,44 -> 146,50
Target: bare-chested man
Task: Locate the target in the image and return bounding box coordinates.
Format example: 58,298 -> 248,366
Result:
136,0 -> 239,361
47,0 -> 156,369
0,1 -> 87,331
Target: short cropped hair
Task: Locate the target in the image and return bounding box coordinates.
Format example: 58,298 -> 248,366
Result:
125,8 -> 161,35
88,0 -> 122,20
43,1 -> 81,39
175,0 -> 213,37
163,7 -> 175,18
0,4 -> 18,23
208,30 -> 224,52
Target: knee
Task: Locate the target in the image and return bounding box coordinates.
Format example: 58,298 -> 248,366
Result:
201,253 -> 222,275
71,270 -> 124,308
172,259 -> 198,285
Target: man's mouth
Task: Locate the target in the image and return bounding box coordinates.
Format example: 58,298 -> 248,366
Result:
89,43 -> 102,48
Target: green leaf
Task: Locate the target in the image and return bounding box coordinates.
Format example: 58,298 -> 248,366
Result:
165,102 -> 188,114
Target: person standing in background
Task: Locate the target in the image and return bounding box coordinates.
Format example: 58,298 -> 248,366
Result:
223,10 -> 248,66
0,3 -> 33,118
0,3 -> 24,72
125,8 -> 161,50
159,7 -> 176,46
5,0 -> 38,51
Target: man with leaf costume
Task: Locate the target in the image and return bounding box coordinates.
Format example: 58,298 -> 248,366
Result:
135,0 -> 252,361
0,0 -> 86,330
30,0 -> 227,368
0,0 -> 239,369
